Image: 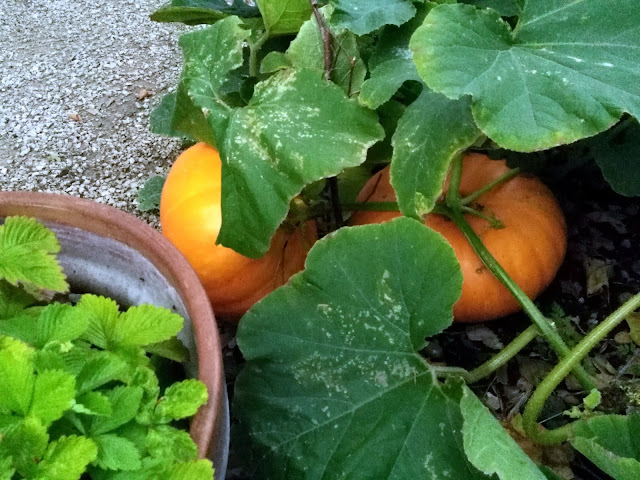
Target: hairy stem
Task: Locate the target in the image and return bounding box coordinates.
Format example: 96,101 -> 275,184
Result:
466,325 -> 539,383
522,292 -> 640,444
460,168 -> 521,206
310,0 -> 332,81
249,30 -> 270,77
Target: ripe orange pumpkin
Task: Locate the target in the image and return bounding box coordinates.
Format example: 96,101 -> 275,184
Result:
350,153 -> 567,323
160,142 -> 317,321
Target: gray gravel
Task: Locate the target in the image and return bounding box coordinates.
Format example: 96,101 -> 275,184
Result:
0,0 -> 187,222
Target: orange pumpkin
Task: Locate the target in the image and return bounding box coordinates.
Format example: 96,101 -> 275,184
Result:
350,153 -> 567,323
160,143 -> 316,321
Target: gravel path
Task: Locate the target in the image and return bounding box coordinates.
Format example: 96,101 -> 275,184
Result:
0,0 -> 186,222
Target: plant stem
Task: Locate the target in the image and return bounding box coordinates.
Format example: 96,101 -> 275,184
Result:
310,0 -> 332,81
341,201 -> 400,212
522,291 -> 640,444
445,207 -> 596,391
327,177 -> 343,229
460,168 -> 521,206
460,206 -> 504,229
446,155 -> 464,209
249,30 -> 270,77
466,325 -> 539,383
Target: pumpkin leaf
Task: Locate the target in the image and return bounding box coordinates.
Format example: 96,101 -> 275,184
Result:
0,216 -> 68,293
459,384 -> 548,480
151,0 -> 260,25
591,119 -> 640,197
358,3 -> 428,110
330,0 -> 416,36
217,68 -> 383,257
410,1 -> 640,151
234,218 -> 491,478
462,0 -> 523,18
572,414 -> 640,480
286,5 -> 366,95
391,89 -> 481,218
256,0 -> 311,35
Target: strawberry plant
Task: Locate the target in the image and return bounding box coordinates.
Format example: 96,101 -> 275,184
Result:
151,1 -> 640,478
0,217 -> 214,480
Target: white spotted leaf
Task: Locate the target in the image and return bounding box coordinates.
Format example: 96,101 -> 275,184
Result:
410,1 -> 640,151
234,219 -> 492,478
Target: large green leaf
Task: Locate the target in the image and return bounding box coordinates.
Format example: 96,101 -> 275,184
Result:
572,414 -> 640,480
391,90 -> 481,218
358,4 -> 428,109
234,218 -> 492,478
217,68 -> 383,256
256,0 -> 311,35
29,369 -> 75,426
0,216 -> 68,293
411,1 -> 640,152
459,385 -> 547,479
331,0 -> 416,35
174,18 -> 383,256
151,0 -> 259,25
462,0 -> 523,17
287,5 -> 366,96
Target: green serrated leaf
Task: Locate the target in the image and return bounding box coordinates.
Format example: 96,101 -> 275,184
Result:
36,435 -> 98,480
29,369 -> 75,426
73,391 -> 113,416
391,89 -> 482,218
36,303 -> 88,348
114,304 -> 184,347
0,338 -> 34,415
0,280 -> 35,319
146,425 -> 199,463
154,379 -> 207,423
0,216 -> 68,293
235,218 -> 477,478
93,434 -> 142,471
0,306 -> 40,344
166,460 -> 214,480
76,294 -> 120,349
0,456 -> 14,480
75,351 -> 128,394
460,385 -> 547,480
572,414 -> 640,480
145,337 -> 189,363
130,367 -> 160,425
90,386 -> 144,436
411,2 -> 640,151
0,417 -> 48,477
137,176 -> 167,213
287,5 -> 366,95
257,0 -> 311,35
331,0 -> 416,35
217,68 -> 384,257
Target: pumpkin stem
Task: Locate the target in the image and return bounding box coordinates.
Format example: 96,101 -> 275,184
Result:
522,291 -> 640,445
460,167 -> 521,206
445,154 -> 464,210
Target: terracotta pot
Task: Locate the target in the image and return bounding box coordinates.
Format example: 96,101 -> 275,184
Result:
0,191 -> 229,477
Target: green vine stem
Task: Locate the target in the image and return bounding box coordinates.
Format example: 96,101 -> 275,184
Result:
444,157 -> 596,391
460,167 -> 521,206
466,325 -> 539,383
522,291 -> 640,445
249,30 -> 270,77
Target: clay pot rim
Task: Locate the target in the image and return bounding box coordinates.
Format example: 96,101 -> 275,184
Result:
0,191 -> 223,459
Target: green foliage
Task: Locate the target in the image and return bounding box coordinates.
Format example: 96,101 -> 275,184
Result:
0,217 -> 213,480
410,1 -> 640,152
151,0 -> 260,25
137,176 -> 166,213
152,1 -> 640,478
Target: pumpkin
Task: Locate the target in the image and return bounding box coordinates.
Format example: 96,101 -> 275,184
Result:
160,142 -> 316,321
350,153 -> 567,323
